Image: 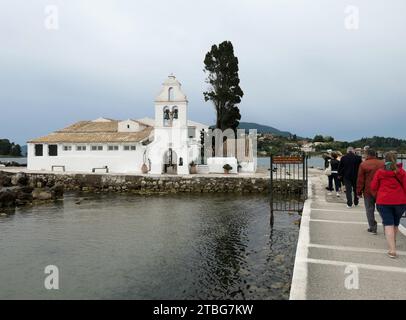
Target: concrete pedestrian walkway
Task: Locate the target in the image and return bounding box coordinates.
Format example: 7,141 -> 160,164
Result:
290,169 -> 406,300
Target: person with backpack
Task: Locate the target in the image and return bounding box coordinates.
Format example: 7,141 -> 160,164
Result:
371,152 -> 406,258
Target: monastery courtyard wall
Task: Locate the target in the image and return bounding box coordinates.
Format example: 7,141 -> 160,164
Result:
1,169 -> 271,194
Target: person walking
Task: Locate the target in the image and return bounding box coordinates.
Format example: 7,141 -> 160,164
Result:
338,147 -> 362,208
356,149 -> 384,234
323,150 -> 333,191
371,152 -> 406,259
327,152 -> 341,197
336,150 -> 343,191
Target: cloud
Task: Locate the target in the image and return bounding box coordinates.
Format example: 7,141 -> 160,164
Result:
1,0 -> 406,144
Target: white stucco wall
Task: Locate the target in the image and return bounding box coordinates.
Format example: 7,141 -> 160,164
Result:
27,143 -> 146,173
118,120 -> 145,133
239,160 -> 257,173
207,157 -> 238,174
147,127 -> 190,175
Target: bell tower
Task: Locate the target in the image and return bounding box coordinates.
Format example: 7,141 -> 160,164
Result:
154,75 -> 188,128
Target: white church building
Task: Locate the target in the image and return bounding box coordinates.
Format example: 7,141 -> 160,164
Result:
27,75 -> 256,175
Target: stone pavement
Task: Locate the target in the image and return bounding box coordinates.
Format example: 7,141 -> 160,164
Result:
290,169 -> 406,300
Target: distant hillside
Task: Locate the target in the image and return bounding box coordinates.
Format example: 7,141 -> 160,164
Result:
351,136 -> 406,151
238,122 -> 293,137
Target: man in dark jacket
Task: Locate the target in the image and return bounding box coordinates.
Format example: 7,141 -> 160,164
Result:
338,147 -> 363,208
356,149 -> 384,234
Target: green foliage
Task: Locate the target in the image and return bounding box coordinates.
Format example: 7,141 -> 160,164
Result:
313,136 -> 406,153
204,41 -> 243,131
10,144 -> 22,157
351,136 -> 406,152
0,139 -> 22,157
257,136 -> 301,156
314,141 -> 349,153
313,135 -> 325,142
223,164 -> 233,171
0,139 -> 11,155
313,135 -> 334,143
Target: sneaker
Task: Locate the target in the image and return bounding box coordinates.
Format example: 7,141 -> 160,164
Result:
387,252 -> 397,259
367,228 -> 377,235
347,205 -> 353,209
336,193 -> 340,197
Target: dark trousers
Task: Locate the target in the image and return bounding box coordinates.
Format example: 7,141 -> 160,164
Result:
328,173 -> 340,192
343,178 -> 359,207
364,196 -> 377,230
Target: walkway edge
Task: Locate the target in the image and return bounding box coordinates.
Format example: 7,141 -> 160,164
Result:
289,180 -> 313,300
400,223 -> 406,237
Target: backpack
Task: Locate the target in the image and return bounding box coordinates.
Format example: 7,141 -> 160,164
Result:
324,160 -> 332,176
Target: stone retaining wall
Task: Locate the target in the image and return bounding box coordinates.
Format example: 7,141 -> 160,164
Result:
9,172 -> 270,194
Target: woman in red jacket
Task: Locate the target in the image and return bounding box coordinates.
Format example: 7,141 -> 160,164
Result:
371,152 -> 406,258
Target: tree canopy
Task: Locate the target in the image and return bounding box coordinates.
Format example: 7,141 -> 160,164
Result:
203,41 -> 243,131
352,136 -> 406,151
0,139 -> 23,156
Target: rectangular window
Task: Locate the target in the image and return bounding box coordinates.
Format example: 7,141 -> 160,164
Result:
124,145 -> 136,151
91,146 -> 103,151
48,145 -> 58,156
108,145 -> 119,151
76,146 -> 87,151
188,128 -> 196,139
63,146 -> 72,151
35,144 -> 43,156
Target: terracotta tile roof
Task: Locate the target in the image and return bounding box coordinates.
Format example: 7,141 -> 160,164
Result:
58,120 -> 119,133
28,120 -> 153,143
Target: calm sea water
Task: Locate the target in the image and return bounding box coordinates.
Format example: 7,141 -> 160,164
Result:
0,157 -> 27,165
0,193 -> 300,300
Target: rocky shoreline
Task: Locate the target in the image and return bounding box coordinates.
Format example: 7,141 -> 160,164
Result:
0,170 -> 306,211
0,171 -> 64,210
0,160 -> 27,167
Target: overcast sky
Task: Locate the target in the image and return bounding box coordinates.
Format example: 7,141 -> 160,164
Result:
1,0 -> 406,144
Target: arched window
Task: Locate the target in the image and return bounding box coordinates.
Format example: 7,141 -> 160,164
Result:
168,87 -> 174,101
172,106 -> 178,119
163,106 -> 171,126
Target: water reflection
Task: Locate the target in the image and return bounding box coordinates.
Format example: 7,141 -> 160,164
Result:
0,193 -> 299,300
